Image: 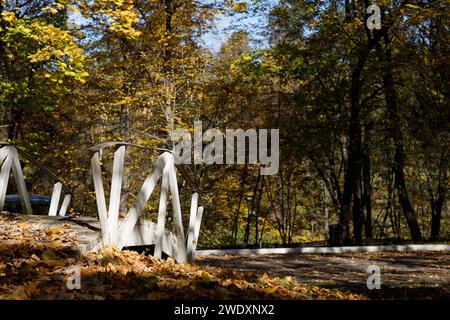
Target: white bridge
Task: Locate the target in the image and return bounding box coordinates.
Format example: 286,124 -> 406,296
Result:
90,142 -> 204,263
0,142 -> 71,217
0,142 -> 204,263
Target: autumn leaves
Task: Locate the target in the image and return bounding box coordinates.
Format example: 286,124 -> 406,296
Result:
0,213 -> 362,299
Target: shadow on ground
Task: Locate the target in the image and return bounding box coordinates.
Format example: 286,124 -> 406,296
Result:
196,252 -> 450,300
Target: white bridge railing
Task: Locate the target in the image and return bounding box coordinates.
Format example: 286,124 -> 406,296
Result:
0,143 -> 71,216
90,143 -> 204,263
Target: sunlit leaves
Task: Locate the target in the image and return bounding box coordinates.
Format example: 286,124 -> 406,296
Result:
81,0 -> 141,39
231,2 -> 247,13
0,3 -> 88,116
0,213 -> 364,299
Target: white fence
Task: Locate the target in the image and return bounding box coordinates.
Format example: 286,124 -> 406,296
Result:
90,143 -> 204,263
0,143 -> 71,216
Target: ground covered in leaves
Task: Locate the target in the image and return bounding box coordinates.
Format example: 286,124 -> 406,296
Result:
0,213 -> 362,300
197,252 -> 450,299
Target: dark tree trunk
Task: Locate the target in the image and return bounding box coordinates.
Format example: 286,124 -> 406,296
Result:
341,52 -> 365,244
430,194 -> 443,241
164,0 -> 173,65
380,34 -> 422,242
233,168 -> 247,245
352,171 -> 363,244
254,176 -> 264,247
362,136 -> 372,239
265,179 -> 287,245
430,166 -> 447,240
344,0 -> 351,21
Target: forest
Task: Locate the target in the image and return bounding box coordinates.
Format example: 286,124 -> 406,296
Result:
1,0 -> 448,246
0,0 -> 449,301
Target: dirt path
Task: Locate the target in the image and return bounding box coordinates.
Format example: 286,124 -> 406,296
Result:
196,251 -> 450,299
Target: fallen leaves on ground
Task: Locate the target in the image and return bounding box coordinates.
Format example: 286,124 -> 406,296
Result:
0,213 -> 362,300
197,251 -> 450,300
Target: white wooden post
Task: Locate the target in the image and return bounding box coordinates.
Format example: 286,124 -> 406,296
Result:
154,167 -> 170,259
0,147 -> 9,166
186,192 -> 199,262
91,152 -> 110,247
192,206 -> 204,258
89,147 -> 204,263
59,194 -> 71,216
108,146 -> 125,244
117,156 -> 165,249
10,147 -> 32,215
168,161 -> 187,263
0,150 -> 12,211
48,182 -> 62,216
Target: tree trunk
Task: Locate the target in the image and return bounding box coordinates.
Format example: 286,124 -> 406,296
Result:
352,172 -> 363,244
341,52 -> 365,244
243,171 -> 260,246
430,195 -> 443,241
379,34 -> 422,242
233,168 -> 247,245
254,176 -> 264,247
322,180 -> 330,238
362,127 -> 372,239
430,166 -> 447,240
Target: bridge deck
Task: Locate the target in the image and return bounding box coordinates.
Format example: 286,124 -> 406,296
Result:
7,214 -> 102,253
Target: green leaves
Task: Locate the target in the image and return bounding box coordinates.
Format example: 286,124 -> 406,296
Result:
0,6 -> 88,120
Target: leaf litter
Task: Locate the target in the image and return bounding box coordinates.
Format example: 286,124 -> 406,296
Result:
0,213 -> 362,300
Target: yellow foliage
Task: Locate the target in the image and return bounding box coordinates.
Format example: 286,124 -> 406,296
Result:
1,11 -> 17,23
